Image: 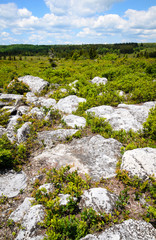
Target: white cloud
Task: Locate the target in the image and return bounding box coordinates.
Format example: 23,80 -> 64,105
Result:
125,6 -> 156,29
0,2 -> 156,44
44,0 -> 124,16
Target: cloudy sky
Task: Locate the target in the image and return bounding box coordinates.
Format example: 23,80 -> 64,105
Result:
0,0 -> 156,45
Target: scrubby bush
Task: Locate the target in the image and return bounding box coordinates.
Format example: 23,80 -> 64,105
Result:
143,106 -> 156,140
6,78 -> 30,94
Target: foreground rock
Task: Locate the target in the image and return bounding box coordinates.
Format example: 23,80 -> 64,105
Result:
7,115 -> 21,142
81,219 -> 156,240
34,135 -> 122,180
79,188 -> 118,213
18,75 -> 49,94
62,114 -> 86,128
56,95 -> 86,114
0,171 -> 27,198
37,129 -> 78,148
86,101 -> 156,132
9,197 -> 34,222
121,148 -> 156,179
15,204 -> 45,240
91,76 -> 107,85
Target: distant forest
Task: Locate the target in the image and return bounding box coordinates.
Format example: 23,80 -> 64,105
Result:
0,42 -> 156,59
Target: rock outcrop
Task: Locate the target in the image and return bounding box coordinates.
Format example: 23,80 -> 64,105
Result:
34,135 -> 122,180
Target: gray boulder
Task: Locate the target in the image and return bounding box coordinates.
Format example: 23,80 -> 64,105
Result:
0,171 -> 27,198
79,188 -> 118,213
38,97 -> 56,108
91,76 -> 107,85
26,92 -> 38,105
17,122 -> 31,143
80,219 -> 156,240
34,135 -> 122,180
9,197 -> 34,222
62,114 -> 86,128
18,75 -> 49,94
56,95 -> 86,114
37,129 -> 78,148
15,204 -> 45,240
86,101 -> 156,132
121,148 -> 156,179
30,107 -> 45,120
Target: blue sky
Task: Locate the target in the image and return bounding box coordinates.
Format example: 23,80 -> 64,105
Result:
0,0 -> 156,45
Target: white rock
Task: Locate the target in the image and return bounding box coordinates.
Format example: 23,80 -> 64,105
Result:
79,188 -> 118,213
26,92 -> 38,105
121,148 -> 156,179
30,107 -> 45,120
60,88 -> 67,93
38,183 -> 54,194
17,106 -> 29,116
17,122 -> 31,143
81,219 -> 156,240
58,194 -> 77,206
15,204 -> 45,240
7,115 -> 21,142
56,95 -> 86,114
38,97 -> 56,108
9,197 -> 34,222
0,94 -> 23,102
86,101 -> 156,132
34,135 -> 122,180
18,75 -> 49,94
37,129 -> 78,148
0,171 -> 27,198
91,77 -> 107,85
62,114 -> 86,128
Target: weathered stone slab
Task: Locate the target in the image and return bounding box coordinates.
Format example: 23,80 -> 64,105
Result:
80,219 -> 156,240
30,107 -> 45,120
79,188 -> 118,213
56,95 -> 86,114
18,75 -> 49,94
121,148 -> 156,179
7,115 -> 21,142
0,171 -> 27,198
62,114 -> 86,128
26,92 -> 38,105
34,135 -> 122,180
86,101 -> 156,132
37,129 -> 78,148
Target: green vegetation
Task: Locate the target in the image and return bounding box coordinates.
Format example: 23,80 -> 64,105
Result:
6,78 -> 30,94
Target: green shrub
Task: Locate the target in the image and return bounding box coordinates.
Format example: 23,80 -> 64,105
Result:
6,78 -> 30,94
143,106 -> 156,140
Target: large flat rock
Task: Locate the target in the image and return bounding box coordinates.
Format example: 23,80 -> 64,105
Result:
0,171 -> 27,198
86,101 -> 156,132
34,135 -> 122,180
62,114 -> 86,128
121,147 -> 156,179
18,75 -> 49,94
81,219 -> 156,240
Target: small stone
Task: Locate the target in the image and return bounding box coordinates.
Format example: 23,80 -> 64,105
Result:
91,76 -> 107,85
17,122 -> 31,143
62,114 -> 86,128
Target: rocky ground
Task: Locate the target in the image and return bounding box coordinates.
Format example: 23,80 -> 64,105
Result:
0,75 -> 156,240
